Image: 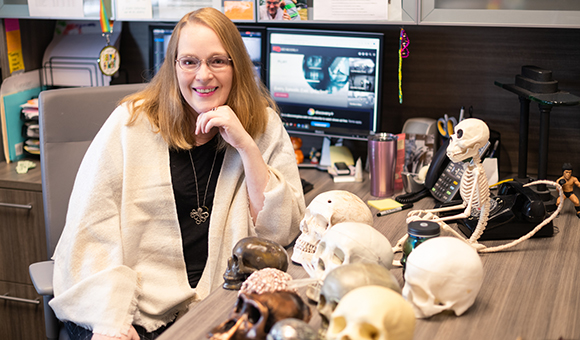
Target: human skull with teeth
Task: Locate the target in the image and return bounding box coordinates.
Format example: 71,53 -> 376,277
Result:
403,237 -> 483,318
291,190 -> 373,266
326,285 -> 415,340
223,237 -> 289,290
208,291 -> 311,340
317,262 -> 401,334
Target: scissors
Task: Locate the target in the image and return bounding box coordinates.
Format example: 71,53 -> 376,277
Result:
437,114 -> 458,139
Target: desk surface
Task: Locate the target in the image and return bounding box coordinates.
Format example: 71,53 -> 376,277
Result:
159,169 -> 580,340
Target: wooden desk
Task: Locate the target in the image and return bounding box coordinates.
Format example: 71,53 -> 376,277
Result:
159,168 -> 580,340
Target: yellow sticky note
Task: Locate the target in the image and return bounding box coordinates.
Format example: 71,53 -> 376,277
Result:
367,198 -> 402,211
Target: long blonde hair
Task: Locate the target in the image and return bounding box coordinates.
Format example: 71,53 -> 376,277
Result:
124,7 -> 278,150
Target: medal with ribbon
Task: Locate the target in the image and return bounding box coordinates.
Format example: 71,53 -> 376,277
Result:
98,0 -> 120,76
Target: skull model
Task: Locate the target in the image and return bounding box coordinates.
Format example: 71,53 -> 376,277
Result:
208,291 -> 311,340
223,237 -> 289,290
266,318 -> 317,340
292,190 -> 373,266
239,268 -> 294,295
310,222 -> 393,282
326,285 -> 415,340
317,263 -> 401,333
403,237 -> 483,318
446,118 -> 489,163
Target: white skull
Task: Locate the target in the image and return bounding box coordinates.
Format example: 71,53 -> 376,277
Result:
311,222 -> 393,282
327,285 -> 415,340
292,190 -> 373,266
446,118 -> 490,163
402,237 -> 483,318
317,263 -> 401,333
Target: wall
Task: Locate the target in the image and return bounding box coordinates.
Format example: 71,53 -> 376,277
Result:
116,22 -> 580,180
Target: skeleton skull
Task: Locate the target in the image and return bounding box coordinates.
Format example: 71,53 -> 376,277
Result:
311,222 -> 393,281
317,263 -> 401,333
266,318 -> 317,340
208,291 -> 311,340
326,285 -> 415,340
223,237 -> 289,290
403,237 -> 483,318
446,118 -> 490,163
292,190 -> 373,266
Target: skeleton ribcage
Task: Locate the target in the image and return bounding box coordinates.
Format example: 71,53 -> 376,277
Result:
460,165 -> 489,210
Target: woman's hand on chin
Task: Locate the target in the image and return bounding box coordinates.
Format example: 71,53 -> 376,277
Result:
195,106 -> 253,150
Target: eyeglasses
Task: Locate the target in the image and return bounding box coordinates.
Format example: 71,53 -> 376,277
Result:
266,1 -> 279,5
175,55 -> 232,72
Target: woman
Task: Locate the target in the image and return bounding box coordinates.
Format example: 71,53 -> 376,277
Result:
50,7 -> 305,340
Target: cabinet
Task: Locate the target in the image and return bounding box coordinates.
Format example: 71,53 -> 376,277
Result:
0,159 -> 46,340
420,0 -> 580,27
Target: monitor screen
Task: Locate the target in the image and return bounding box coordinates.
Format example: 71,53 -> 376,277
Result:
149,24 -> 265,81
267,28 -> 383,141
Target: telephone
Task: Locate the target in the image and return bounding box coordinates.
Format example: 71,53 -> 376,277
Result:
395,139 -> 453,204
396,139 -> 490,204
440,180 -> 554,241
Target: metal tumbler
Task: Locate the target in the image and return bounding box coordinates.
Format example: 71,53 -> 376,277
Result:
368,133 -> 398,197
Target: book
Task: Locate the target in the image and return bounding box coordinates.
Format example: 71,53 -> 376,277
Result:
0,70 -> 43,162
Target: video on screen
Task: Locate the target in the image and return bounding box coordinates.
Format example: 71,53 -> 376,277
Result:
268,29 -> 381,138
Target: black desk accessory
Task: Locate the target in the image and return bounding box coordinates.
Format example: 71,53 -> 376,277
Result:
495,65 -> 580,212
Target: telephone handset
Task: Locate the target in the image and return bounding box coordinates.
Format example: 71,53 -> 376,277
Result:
395,139 -> 489,204
395,139 -> 451,204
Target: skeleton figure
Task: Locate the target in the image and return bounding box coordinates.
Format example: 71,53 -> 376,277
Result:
317,263 -> 401,335
292,190 -> 373,266
326,285 -> 415,340
402,237 -> 483,318
402,118 -> 564,253
223,237 -> 289,290
208,291 -> 311,340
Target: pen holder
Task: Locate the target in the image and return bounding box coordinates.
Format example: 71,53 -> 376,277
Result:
368,133 -> 397,197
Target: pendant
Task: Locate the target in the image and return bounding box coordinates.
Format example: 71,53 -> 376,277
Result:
98,45 -> 120,76
190,206 -> 209,225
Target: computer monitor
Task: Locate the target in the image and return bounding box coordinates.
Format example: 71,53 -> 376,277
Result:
266,28 -> 383,144
149,24 -> 266,81
149,24 -> 175,78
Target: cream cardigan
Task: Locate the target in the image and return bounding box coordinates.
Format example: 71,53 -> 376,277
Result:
50,104 -> 305,337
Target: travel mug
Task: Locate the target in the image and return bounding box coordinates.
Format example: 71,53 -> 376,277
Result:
368,133 -> 398,197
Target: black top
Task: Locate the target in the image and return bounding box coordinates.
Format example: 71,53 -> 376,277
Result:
170,136 -> 224,288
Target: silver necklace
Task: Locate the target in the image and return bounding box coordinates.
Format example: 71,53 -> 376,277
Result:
188,148 -> 218,225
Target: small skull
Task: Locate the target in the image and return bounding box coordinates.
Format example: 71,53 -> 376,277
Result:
239,268 -> 294,296
208,291 -> 311,340
326,285 -> 415,340
446,118 -> 490,163
266,318 -> 317,340
223,237 -> 289,290
403,237 -> 484,318
317,263 -> 401,333
311,222 -> 393,282
292,190 -> 373,266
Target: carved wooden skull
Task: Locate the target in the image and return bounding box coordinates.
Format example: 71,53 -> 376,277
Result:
402,237 -> 483,318
446,118 -> 490,163
223,237 -> 289,290
208,291 -> 311,340
326,285 -> 415,340
292,190 -> 373,266
317,263 -> 401,333
311,222 -> 393,281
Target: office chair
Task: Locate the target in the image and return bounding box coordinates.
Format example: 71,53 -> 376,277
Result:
29,83 -> 146,340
